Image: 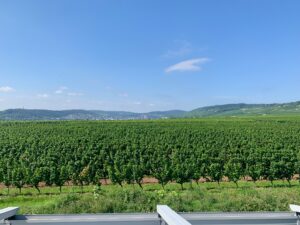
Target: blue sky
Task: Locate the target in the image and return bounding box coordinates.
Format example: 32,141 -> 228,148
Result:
0,0 -> 299,112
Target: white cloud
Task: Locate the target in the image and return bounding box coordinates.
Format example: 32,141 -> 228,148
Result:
55,86 -> 68,94
37,94 -> 49,98
149,103 -> 155,107
133,101 -> 142,105
162,40 -> 192,58
67,92 -> 83,96
0,86 -> 15,93
165,58 -> 210,73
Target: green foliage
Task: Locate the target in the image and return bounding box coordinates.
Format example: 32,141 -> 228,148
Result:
12,166 -> 25,193
209,163 -> 223,184
1,182 -> 300,214
0,117 -> 300,191
224,161 -> 242,186
93,184 -> 101,199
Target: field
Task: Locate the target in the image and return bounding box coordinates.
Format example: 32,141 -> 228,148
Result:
1,116 -> 300,213
1,181 -> 300,214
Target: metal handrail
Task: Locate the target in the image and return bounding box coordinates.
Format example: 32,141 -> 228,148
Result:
157,205 -> 191,225
0,207 -> 19,221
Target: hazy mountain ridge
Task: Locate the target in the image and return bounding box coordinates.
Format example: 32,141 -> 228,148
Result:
187,101 -> 300,117
1,101 -> 300,120
0,109 -> 187,120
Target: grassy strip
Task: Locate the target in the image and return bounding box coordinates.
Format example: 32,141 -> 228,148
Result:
1,181 -> 300,214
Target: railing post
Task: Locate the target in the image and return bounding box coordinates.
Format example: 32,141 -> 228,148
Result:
290,205 -> 300,225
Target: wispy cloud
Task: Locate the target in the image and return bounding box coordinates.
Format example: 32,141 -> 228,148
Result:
55,87 -> 83,97
165,58 -> 210,73
55,86 -> 68,94
162,40 -> 192,58
67,92 -> 83,96
0,86 -> 15,93
37,94 -> 49,98
119,92 -> 129,98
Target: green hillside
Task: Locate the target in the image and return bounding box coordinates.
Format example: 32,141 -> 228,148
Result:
1,101 -> 300,120
187,101 -> 300,117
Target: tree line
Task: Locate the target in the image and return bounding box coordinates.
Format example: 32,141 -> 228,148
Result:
0,118 -> 300,193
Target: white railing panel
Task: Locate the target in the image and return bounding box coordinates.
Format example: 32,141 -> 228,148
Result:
157,205 -> 191,225
0,207 -> 19,221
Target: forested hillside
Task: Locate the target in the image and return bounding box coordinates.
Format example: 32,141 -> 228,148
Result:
0,117 -> 300,193
1,101 -> 300,120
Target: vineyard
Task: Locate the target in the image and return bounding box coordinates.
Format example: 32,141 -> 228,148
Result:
1,117 -> 300,194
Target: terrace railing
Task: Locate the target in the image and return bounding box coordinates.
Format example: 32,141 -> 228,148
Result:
157,205 -> 191,225
0,207 -> 19,222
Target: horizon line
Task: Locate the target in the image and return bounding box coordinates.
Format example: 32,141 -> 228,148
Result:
1,100 -> 299,114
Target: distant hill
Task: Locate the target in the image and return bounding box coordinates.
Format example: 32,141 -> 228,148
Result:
0,109 -> 186,120
187,101 -> 300,117
1,101 -> 300,120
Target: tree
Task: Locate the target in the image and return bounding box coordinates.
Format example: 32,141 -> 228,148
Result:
78,165 -> 90,192
224,160 -> 242,187
106,151 -> 125,187
209,163 -> 223,185
27,167 -> 42,193
152,163 -> 172,189
106,162 -> 124,187
52,166 -> 69,192
41,166 -> 53,186
12,167 -> 25,194
2,167 -> 12,195
172,150 -> 194,190
246,163 -> 262,183
296,151 -> 300,184
131,149 -> 146,188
